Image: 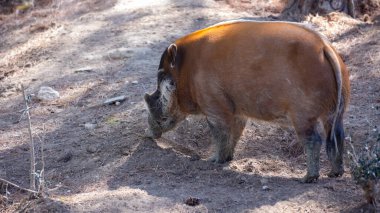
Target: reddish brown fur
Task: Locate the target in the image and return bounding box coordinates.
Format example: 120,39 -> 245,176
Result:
149,20 -> 350,182
165,22 -> 350,123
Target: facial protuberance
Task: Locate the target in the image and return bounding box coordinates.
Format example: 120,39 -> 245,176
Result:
159,79 -> 175,111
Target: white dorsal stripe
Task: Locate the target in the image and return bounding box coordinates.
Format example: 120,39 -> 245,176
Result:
207,18 -> 331,45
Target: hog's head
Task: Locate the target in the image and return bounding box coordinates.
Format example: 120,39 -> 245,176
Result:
144,44 -> 185,139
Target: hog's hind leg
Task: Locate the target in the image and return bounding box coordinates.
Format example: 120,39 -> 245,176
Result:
324,117 -> 345,178
293,118 -> 322,183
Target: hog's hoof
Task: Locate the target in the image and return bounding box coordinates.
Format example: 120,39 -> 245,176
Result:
207,154 -> 233,164
300,174 -> 319,183
327,169 -> 344,178
144,128 -> 162,139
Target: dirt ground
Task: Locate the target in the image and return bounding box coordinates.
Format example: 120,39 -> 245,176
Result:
0,0 -> 379,212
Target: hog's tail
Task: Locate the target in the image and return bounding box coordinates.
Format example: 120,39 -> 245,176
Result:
323,44 -> 343,155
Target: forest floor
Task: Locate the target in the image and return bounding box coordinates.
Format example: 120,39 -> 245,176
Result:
0,0 -> 379,212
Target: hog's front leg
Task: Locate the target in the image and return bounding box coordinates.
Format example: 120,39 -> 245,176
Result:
207,117 -> 247,163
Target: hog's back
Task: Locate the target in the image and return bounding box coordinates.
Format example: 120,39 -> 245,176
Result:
176,22 -> 340,121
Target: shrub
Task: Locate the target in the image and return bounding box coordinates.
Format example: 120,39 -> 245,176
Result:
348,133 -> 380,207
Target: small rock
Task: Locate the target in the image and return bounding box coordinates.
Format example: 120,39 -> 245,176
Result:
260,178 -> 268,185
189,154 -> 200,161
58,152 -> 73,163
196,17 -> 205,22
363,14 -> 371,23
37,86 -> 60,101
120,148 -> 130,156
103,95 -> 126,105
184,197 -> 200,206
115,101 -> 120,106
245,167 -> 253,172
84,123 -> 96,130
238,176 -> 246,184
106,48 -> 133,60
84,54 -> 102,60
86,145 -> 98,154
74,67 -> 95,73
243,162 -> 254,172
132,80 -> 138,84
323,185 -> 335,191
262,185 -> 270,191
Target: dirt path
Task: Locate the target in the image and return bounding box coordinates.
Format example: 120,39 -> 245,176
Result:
0,0 -> 379,212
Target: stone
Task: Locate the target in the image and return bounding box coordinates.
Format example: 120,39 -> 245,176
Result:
184,197 -> 200,206
120,148 -> 130,156
58,152 -> 73,163
37,86 -> 60,101
189,154 -> 200,161
86,145 -> 98,154
262,185 -> 270,191
103,95 -> 126,105
260,178 -> 268,185
106,48 -> 133,60
84,123 -> 96,130
74,67 -> 95,73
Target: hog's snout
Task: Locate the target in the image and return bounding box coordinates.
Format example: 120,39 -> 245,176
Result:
145,113 -> 163,139
144,127 -> 162,139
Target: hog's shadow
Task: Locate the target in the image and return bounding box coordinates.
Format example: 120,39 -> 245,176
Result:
106,136 -> 348,212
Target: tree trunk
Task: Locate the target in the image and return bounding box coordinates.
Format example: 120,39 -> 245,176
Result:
282,0 -> 355,20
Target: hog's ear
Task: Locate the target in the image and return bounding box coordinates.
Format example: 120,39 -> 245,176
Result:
167,44 -> 177,69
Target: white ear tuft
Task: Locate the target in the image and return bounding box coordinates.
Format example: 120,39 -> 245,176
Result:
167,44 -> 177,68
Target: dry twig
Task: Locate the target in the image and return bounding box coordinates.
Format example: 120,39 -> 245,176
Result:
35,124 -> 46,196
21,84 -> 36,191
0,178 -> 38,194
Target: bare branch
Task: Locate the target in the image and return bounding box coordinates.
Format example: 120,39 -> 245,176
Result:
0,178 -> 38,194
21,85 -> 36,191
36,124 -> 46,196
